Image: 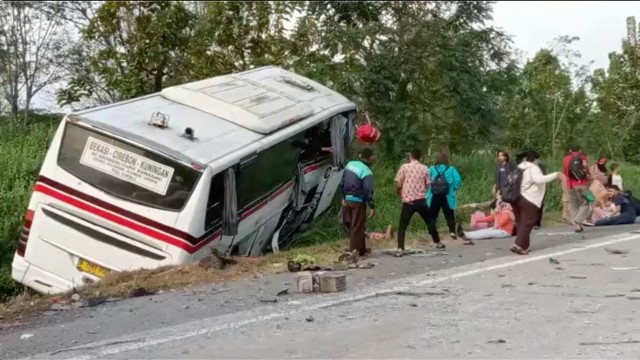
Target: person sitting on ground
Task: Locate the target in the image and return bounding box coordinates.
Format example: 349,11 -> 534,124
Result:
462,200 -> 515,245
589,185 -> 637,227
608,162 -> 624,191
366,225 -> 394,241
590,196 -> 616,223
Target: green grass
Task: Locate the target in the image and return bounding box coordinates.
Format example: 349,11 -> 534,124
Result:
2,114 -> 640,299
0,115 -> 60,299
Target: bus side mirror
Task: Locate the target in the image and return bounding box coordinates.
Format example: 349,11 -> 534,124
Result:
222,168 -> 238,236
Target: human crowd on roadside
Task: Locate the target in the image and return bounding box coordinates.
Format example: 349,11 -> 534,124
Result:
340,146 -> 640,258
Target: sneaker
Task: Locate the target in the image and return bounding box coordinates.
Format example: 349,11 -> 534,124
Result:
435,242 -> 446,249
450,233 -> 458,240
393,249 -> 404,257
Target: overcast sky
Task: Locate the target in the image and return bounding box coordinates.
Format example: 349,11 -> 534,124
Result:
34,1 -> 640,112
492,1 -> 640,70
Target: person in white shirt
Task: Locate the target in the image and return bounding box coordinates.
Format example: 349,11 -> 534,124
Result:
608,162 -> 623,191
511,150 -> 563,255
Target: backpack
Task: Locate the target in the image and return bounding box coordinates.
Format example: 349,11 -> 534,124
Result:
500,164 -> 524,204
568,154 -> 586,180
430,166 -> 450,196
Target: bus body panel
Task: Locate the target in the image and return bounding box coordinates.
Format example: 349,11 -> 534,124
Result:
12,67 -> 356,295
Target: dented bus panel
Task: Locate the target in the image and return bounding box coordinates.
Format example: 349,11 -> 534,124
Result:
12,66 -> 356,295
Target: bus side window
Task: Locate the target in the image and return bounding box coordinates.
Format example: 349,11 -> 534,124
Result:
205,172 -> 225,230
237,138 -> 299,210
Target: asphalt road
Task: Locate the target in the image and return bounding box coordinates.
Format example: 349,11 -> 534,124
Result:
3,223 -> 640,359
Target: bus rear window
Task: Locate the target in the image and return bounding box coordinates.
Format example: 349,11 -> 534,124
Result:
57,122 -> 201,211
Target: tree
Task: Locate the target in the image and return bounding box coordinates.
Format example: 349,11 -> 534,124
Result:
58,1 -> 195,105
0,1 -> 70,123
591,16 -> 640,163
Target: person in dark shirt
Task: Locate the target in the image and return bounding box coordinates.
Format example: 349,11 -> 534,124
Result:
493,150 -> 511,200
594,185 -> 637,226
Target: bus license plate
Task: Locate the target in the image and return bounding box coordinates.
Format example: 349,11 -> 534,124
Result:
77,259 -> 110,278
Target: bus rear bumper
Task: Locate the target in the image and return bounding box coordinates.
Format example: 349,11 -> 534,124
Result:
12,255 -> 72,295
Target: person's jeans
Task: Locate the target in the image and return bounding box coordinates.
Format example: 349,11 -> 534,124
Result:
463,228 -> 511,240
595,212 -> 637,226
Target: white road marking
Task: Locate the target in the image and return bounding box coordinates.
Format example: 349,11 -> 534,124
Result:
22,232 -> 640,360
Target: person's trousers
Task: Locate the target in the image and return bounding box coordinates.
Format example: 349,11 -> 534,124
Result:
595,212 -> 637,226
512,197 -> 539,251
569,185 -> 591,226
536,193 -> 546,228
344,201 -> 367,256
463,228 -> 511,240
397,200 -> 440,250
429,194 -> 456,234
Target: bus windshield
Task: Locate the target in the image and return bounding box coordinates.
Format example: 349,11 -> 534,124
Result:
57,122 -> 201,211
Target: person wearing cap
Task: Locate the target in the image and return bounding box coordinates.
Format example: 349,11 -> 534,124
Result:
511,150 -> 563,255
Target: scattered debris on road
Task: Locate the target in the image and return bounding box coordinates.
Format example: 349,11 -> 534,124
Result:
549,257 -> 560,265
20,333 -> 33,340
127,287 -> 156,298
276,289 -> 289,297
487,339 -> 506,344
611,266 -> 640,271
626,296 -> 640,300
305,316 -> 314,322
605,248 -> 630,255
568,275 -> 587,279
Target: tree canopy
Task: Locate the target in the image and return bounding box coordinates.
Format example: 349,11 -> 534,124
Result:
1,1 -> 639,162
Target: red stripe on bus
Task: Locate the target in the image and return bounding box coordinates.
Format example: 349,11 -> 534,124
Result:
32,178 -> 295,253
33,183 -> 204,253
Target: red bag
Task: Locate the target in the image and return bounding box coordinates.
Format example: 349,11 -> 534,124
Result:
355,113 -> 381,144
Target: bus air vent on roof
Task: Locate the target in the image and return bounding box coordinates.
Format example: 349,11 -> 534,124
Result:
281,77 -> 315,91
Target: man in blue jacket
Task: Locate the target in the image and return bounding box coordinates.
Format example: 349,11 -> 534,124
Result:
341,148 -> 376,256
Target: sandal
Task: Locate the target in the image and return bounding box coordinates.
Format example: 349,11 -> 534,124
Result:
435,242 -> 446,249
393,250 -> 403,257
510,244 -> 529,255
463,240 -> 475,246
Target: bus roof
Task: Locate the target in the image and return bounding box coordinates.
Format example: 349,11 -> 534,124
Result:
72,66 -> 355,166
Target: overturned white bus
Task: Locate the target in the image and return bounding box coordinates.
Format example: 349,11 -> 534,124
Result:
12,66 -> 356,294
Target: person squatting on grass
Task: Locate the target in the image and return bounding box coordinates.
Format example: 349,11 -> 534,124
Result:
511,150 -> 563,255
340,148 -> 376,257
394,149 -> 443,257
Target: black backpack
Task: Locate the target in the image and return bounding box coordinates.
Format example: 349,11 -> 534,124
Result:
568,154 -> 586,180
500,163 -> 524,204
430,166 -> 450,196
